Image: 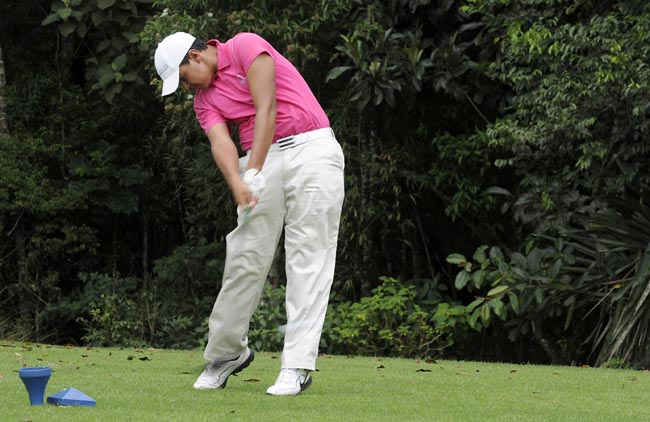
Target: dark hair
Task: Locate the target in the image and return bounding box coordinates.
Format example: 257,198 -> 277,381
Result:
180,39 -> 208,65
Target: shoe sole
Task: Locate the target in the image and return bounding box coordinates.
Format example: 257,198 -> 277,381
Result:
220,349 -> 255,389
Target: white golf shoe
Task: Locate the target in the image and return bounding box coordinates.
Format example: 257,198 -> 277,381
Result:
266,368 -> 312,396
193,348 -> 254,389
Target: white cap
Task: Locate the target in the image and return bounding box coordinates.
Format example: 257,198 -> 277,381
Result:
154,32 -> 196,96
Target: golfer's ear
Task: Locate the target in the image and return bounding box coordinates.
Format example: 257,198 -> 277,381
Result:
188,49 -> 201,62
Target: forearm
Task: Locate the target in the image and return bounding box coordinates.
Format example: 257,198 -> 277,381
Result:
247,106 -> 276,171
206,123 -> 250,208
210,136 -> 240,187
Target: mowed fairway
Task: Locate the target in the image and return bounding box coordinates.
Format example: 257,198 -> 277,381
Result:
1,341 -> 649,421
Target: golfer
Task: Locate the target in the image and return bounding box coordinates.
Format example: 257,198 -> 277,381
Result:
154,31 -> 345,396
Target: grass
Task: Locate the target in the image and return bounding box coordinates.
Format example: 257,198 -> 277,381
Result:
1,340 -> 649,421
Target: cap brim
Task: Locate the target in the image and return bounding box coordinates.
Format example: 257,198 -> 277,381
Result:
161,68 -> 180,96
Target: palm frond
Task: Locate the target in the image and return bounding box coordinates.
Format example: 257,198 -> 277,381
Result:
564,183 -> 650,366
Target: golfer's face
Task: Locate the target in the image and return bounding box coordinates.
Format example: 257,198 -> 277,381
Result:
179,59 -> 211,90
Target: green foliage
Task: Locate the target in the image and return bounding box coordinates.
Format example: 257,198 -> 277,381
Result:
431,301 -> 470,341
327,24 -> 431,110
78,273 -> 146,347
323,0 -> 512,293
68,141 -> 152,215
446,183 -> 650,367
435,0 -> 650,365
429,132 -> 499,219
323,277 -> 452,358
448,243 -> 574,331
42,0 -> 154,102
0,64 -> 161,341
465,0 -> 650,232
446,240 -> 592,363
147,242 -> 225,347
151,242 -> 224,290
78,242 -> 224,349
564,184 -> 650,367
0,130 -> 94,341
248,285 -> 287,353
0,135 -> 78,214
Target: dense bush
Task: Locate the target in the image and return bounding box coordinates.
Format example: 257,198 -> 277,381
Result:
322,277 -> 456,358
77,276 -> 460,360
248,285 -> 287,353
78,273 -> 146,348
447,242 -> 588,364
446,183 -> 650,367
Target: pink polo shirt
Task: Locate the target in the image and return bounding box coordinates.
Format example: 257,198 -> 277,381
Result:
193,33 -> 329,151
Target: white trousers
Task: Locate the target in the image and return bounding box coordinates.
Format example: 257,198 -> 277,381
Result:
203,128 -> 345,370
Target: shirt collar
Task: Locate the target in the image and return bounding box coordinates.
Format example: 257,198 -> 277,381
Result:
208,39 -> 231,77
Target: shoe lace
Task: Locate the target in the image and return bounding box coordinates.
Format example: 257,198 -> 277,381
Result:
277,368 -> 306,385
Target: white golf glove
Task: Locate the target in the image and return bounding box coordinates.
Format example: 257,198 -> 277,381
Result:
243,168 -> 266,201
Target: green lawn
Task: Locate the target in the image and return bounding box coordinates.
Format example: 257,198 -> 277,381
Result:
1,340 -> 649,421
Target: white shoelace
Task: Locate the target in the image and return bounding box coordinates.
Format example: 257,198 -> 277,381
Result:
277,368 -> 306,385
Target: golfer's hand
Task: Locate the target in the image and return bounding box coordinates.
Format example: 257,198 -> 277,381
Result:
231,178 -> 252,209
242,169 -> 266,208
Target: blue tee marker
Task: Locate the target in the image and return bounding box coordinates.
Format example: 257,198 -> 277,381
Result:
47,387 -> 96,406
18,366 -> 51,406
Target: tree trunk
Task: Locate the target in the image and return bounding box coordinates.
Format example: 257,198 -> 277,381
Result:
359,131 -> 375,296
0,41 -> 7,133
14,222 -> 32,336
142,211 -> 149,283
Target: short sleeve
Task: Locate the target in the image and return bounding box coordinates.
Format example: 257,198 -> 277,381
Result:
231,33 -> 276,73
194,91 -> 226,134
